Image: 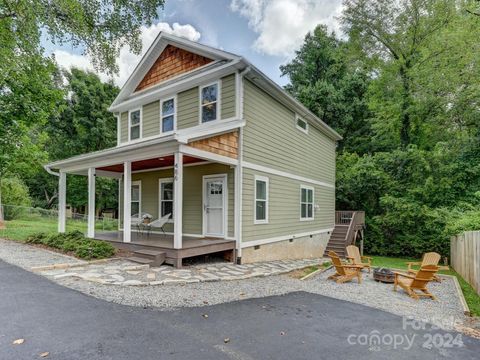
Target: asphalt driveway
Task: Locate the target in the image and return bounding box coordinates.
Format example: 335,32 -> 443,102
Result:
0,260 -> 479,359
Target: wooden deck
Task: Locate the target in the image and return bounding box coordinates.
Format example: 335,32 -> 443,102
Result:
95,231 -> 236,268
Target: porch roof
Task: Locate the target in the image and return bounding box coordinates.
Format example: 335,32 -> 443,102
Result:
44,118 -> 244,175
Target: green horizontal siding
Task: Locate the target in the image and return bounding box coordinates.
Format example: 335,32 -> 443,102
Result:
177,87 -> 198,129
242,80 -> 336,184
221,74 -> 236,119
120,112 -> 128,143
142,101 -> 160,138
119,163 -> 234,237
242,167 -> 335,242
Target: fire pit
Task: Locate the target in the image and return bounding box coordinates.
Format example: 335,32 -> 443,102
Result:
373,268 -> 395,283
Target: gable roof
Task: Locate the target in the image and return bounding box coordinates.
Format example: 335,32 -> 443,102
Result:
110,32 -> 342,141
111,32 -> 241,107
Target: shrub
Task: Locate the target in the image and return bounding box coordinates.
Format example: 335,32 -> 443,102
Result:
1,177 -> 32,220
25,231 -> 115,259
74,240 -> 115,260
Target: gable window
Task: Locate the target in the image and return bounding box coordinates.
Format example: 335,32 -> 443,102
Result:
254,175 -> 269,224
131,181 -> 142,218
129,109 -> 142,140
161,97 -> 176,134
300,185 -> 314,220
200,82 -> 219,123
159,178 -> 174,219
296,116 -> 309,134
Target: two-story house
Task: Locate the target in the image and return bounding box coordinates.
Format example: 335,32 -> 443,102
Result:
45,32 -> 342,267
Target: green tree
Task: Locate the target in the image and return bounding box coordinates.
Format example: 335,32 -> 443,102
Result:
341,0 -> 456,147
30,68 -> 120,210
280,25 -> 372,153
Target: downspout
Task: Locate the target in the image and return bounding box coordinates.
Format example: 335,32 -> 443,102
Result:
44,165 -> 60,177
236,66 -> 251,263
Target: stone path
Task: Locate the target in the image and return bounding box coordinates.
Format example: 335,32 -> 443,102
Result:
35,258 -> 323,286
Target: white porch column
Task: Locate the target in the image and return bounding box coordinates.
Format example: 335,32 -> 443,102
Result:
87,167 -> 96,238
234,165 -> 241,258
123,161 -> 132,243
173,151 -> 183,249
58,171 -> 66,233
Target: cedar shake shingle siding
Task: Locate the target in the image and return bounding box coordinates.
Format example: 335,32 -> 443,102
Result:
189,131 -> 238,159
135,45 -> 213,92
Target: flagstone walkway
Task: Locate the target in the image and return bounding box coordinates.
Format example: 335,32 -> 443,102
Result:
35,258 -> 323,286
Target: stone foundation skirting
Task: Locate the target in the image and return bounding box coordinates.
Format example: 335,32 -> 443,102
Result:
241,232 -> 331,264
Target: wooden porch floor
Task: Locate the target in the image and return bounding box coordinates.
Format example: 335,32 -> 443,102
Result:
95,231 -> 236,268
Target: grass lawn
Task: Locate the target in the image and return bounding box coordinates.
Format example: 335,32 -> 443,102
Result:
2,217 -> 118,242
369,255 -> 480,317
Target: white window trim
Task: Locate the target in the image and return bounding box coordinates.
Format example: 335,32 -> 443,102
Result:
296,115 -> 309,134
254,175 -> 269,224
300,185 -> 314,221
158,177 -> 174,223
199,80 -> 221,124
131,180 -> 142,220
128,107 -> 143,141
160,96 -> 177,135
115,114 -> 121,146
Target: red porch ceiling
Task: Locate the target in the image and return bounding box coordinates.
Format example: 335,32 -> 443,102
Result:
97,155 -> 203,172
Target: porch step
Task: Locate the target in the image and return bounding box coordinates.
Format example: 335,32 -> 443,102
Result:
127,256 -> 154,265
131,249 -> 166,267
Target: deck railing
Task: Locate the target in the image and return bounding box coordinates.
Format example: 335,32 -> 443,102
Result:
335,210 -> 366,252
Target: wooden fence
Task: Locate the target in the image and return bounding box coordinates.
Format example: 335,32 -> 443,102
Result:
451,231 -> 480,295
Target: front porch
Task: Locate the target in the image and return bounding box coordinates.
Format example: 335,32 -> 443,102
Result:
47,130 -> 242,268
95,231 -> 236,267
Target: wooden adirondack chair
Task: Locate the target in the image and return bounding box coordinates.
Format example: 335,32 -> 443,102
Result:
407,252 -> 445,282
327,251 -> 363,284
346,245 -> 372,273
394,265 -> 439,300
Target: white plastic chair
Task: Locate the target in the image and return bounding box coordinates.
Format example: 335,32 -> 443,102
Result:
143,213 -> 171,238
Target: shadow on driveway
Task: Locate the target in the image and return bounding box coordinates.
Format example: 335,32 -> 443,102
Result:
0,260 -> 478,359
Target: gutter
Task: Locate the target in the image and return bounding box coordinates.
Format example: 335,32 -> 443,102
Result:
44,165 -> 59,177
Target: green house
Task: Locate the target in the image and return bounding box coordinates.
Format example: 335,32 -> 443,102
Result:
45,32 -> 342,267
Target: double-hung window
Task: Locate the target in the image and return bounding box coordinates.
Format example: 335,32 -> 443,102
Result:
131,181 -> 141,218
129,109 -> 142,141
161,97 -> 175,134
300,185 -> 314,220
159,178 -> 174,220
200,82 -> 219,123
254,176 -> 269,224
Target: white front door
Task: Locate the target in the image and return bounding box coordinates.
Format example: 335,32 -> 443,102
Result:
203,175 -> 226,237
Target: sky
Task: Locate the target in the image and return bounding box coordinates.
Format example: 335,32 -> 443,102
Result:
49,0 -> 344,88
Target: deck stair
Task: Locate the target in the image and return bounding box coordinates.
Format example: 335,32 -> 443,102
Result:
325,211 -> 365,258
128,249 -> 166,267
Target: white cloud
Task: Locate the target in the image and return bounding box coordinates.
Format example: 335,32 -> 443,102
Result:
53,22 -> 201,87
230,0 -> 343,57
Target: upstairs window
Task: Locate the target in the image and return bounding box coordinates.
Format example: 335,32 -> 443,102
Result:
254,176 -> 269,224
296,116 -> 309,134
300,185 -> 314,220
129,109 -> 141,140
161,97 -> 176,134
200,82 -> 219,123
